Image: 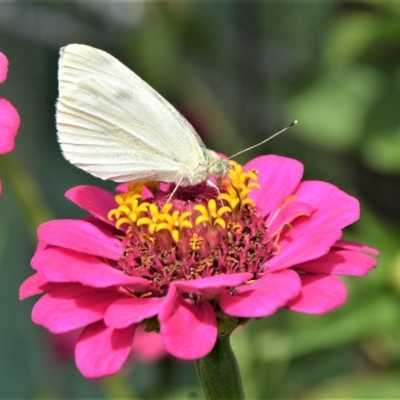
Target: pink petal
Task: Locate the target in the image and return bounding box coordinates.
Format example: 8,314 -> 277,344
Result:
245,155 -> 304,217
131,328 -> 167,362
266,200 -> 316,238
334,240 -> 380,257
65,186 -> 117,226
267,225 -> 342,272
286,274 -> 347,314
294,181 -> 360,229
75,321 -> 135,378
36,241 -> 49,253
0,98 -> 19,154
83,215 -> 119,235
116,183 -> 129,193
32,284 -> 127,333
266,183 -> 360,272
105,297 -> 162,328
31,247 -> 149,289
174,273 -> 252,297
38,219 -> 123,260
159,284 -> 217,359
0,52 -> 8,83
296,249 -> 377,276
19,272 -> 49,299
220,269 -> 301,317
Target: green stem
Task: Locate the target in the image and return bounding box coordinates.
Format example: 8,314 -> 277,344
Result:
195,334 -> 245,400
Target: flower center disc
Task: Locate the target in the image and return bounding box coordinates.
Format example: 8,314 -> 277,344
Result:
108,162 -> 277,297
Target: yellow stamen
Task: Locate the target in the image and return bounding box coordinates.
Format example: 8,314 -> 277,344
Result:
194,199 -> 231,228
116,217 -> 131,230
152,208 -> 193,242
190,233 -> 204,250
142,234 -> 156,244
193,204 -> 208,217
248,182 -> 261,190
215,219 -> 226,229
241,198 -> 255,207
227,222 -> 242,232
161,203 -> 173,214
219,161 -> 259,210
108,189 -> 150,226
195,215 -> 212,225
171,230 -> 180,243
137,203 -> 168,235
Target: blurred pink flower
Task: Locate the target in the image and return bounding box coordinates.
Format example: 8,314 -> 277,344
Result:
20,155 -> 378,378
49,330 -> 81,362
131,327 -> 168,362
0,51 -> 19,156
0,52 -> 8,83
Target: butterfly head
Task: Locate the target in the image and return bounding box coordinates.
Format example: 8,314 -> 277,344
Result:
202,149 -> 230,180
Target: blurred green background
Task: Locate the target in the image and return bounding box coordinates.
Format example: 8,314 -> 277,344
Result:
0,1 -> 398,399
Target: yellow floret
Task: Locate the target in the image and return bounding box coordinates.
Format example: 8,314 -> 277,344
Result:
194,199 -> 231,229
220,161 -> 259,209
108,187 -> 150,229
156,210 -> 193,242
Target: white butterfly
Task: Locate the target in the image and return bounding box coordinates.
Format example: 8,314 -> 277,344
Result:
56,44 -> 229,186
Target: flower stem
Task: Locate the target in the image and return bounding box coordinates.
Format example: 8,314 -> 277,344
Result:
195,334 -> 245,400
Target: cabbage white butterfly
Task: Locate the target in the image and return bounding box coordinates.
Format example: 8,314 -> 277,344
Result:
56,44 -> 229,187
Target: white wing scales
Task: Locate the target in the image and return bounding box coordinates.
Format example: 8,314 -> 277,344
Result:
57,44 -> 206,183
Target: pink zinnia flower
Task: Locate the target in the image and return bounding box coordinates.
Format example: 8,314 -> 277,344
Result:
0,52 -> 19,157
20,155 -> 378,378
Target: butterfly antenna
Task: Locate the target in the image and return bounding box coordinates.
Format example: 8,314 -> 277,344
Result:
228,120 -> 298,160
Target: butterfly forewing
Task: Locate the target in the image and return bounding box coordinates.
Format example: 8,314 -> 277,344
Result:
57,44 -> 205,183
